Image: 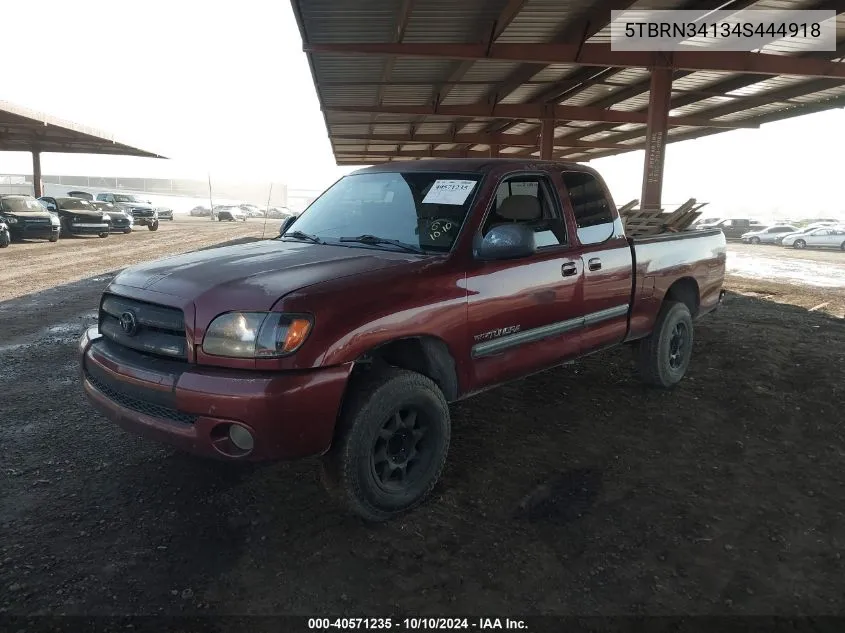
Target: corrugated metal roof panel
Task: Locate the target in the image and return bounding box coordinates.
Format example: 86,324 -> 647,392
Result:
496,0 -> 579,43
506,122 -> 539,134
435,143 -> 458,150
605,68 -> 652,86
371,123 -> 413,134
415,122 -> 453,134
461,60 -> 524,83
727,76 -> 808,96
312,53 -> 387,83
320,85 -> 380,107
610,93 -> 651,111
530,64 -> 577,82
328,124 -> 372,135
672,71 -> 738,91
299,0 -> 397,44
441,84 -> 491,105
380,85 -> 433,106
561,84 -> 623,106
403,0 -> 506,43
791,85 -> 845,103
500,84 -> 547,104
390,57 -> 455,82
458,121 -> 489,133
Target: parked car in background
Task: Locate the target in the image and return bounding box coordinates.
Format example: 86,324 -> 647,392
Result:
266,206 -> 294,219
88,201 -> 133,233
38,196 -> 111,238
157,207 -> 174,220
709,218 -> 767,240
740,225 -> 798,244
240,204 -> 264,217
80,158 -> 727,521
190,205 -> 212,217
0,218 -> 10,248
775,222 -> 840,245
67,190 -> 94,201
216,205 -> 247,222
693,217 -> 722,229
781,226 -> 845,250
0,194 -> 60,242
95,193 -> 160,231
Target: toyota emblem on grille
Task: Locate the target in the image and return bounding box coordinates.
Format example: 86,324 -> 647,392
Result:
119,310 -> 139,336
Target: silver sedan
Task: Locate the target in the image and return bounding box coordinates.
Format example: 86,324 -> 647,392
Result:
781,226 -> 845,250
740,225 -> 798,244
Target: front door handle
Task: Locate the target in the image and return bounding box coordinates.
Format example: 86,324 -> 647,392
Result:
561,262 -> 577,277
588,257 -> 602,271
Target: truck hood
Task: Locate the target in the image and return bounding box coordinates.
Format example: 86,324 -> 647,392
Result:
116,202 -> 153,210
111,238 -> 424,310
1,210 -> 53,220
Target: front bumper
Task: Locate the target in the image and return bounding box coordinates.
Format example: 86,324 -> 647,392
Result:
133,216 -> 157,226
79,327 -> 352,461
110,219 -> 133,231
69,223 -> 109,235
8,223 -> 60,240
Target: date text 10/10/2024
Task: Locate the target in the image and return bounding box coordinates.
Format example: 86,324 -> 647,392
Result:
308,618 -> 528,630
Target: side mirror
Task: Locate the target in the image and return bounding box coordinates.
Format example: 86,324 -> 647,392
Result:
474,223 -> 536,260
279,216 -> 296,236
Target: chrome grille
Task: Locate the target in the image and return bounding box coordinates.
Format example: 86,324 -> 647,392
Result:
99,294 -> 188,360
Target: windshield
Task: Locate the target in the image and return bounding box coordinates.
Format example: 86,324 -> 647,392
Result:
60,199 -> 94,210
113,194 -> 144,203
1,197 -> 47,213
288,171 -> 482,252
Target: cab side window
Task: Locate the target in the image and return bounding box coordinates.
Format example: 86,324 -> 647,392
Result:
560,171 -> 617,245
481,175 -> 567,248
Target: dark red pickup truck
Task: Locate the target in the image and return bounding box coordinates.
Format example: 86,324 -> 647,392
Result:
80,159 -> 726,521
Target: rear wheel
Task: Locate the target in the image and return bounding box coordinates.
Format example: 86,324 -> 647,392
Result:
793,239 -> 806,249
0,231 -> 10,248
635,301 -> 694,388
321,368 -> 451,522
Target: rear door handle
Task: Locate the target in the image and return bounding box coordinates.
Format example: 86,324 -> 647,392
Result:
588,257 -> 602,271
561,262 -> 578,277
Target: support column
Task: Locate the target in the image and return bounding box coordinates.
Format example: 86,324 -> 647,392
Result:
540,119 -> 554,160
641,64 -> 672,211
32,151 -> 43,198
488,144 -> 499,158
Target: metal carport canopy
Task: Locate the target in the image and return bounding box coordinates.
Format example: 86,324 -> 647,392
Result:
290,0 -> 845,210
0,100 -> 166,197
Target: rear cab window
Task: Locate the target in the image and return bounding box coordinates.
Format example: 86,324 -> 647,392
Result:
560,171 -> 621,245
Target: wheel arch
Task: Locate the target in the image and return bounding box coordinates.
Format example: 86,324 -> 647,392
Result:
664,277 -> 700,317
351,335 -> 460,402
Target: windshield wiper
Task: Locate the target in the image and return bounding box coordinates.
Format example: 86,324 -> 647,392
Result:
339,234 -> 425,254
282,230 -> 324,244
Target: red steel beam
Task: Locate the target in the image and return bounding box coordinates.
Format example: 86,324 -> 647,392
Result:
540,119 -> 555,160
323,104 -> 758,129
330,132 -> 635,149
641,67 -> 672,211
305,43 -> 845,79
334,147 -> 588,160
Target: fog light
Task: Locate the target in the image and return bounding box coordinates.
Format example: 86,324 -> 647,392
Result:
228,425 -> 254,452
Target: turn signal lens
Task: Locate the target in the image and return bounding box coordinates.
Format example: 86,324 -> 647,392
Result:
282,318 -> 312,353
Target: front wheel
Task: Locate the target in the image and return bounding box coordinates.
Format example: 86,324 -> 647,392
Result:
793,239 -> 806,249
48,234 -> 59,243
0,231 -> 10,248
321,368 -> 451,522
749,237 -> 760,244
635,300 -> 694,388
148,220 -> 159,231
123,229 -> 132,234
840,241 -> 845,251
98,231 -> 109,238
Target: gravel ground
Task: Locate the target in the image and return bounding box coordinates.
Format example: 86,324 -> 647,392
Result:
1,233 -> 844,623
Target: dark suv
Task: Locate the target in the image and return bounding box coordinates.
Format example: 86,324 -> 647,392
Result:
0,194 -> 60,242
38,197 -> 111,238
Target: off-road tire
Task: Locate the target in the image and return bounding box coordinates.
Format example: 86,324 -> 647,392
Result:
48,234 -> 59,243
635,300 -> 694,388
0,232 -> 10,248
148,220 -> 159,231
321,368 -> 450,522
98,232 -> 109,238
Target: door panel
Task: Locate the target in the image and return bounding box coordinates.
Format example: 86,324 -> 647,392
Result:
578,238 -> 634,353
465,252 -> 584,390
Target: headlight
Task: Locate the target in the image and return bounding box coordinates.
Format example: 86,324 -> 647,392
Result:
202,312 -> 313,358
50,215 -> 60,225
4,216 -> 17,224
102,214 -> 111,221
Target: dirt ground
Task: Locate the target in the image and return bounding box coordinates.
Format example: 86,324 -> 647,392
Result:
1,233 -> 845,623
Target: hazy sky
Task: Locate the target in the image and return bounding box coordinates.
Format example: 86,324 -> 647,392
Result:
0,0 -> 843,218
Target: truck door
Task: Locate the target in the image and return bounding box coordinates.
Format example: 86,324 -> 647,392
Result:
464,173 -> 585,390
560,170 -> 633,354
